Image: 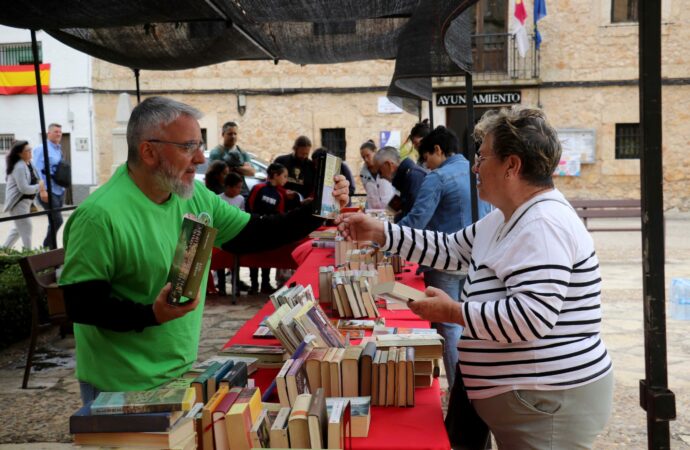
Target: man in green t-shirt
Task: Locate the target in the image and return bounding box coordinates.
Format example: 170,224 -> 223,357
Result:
60,97 -> 350,404
208,121 -> 255,197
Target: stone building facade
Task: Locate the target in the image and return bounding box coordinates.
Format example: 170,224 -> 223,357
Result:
86,0 -> 689,210
90,59 -> 418,190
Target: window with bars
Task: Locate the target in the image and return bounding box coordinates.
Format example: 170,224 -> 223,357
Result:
321,128 -> 347,160
0,134 -> 15,153
0,42 -> 42,65
615,123 -> 641,159
611,0 -> 638,23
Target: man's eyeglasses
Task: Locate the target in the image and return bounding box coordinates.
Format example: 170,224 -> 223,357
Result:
147,139 -> 205,155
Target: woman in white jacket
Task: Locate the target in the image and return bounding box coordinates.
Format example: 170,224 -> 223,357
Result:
3,141 -> 48,249
359,140 -> 395,210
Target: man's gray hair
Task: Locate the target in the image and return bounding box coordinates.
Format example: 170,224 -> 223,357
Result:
373,146 -> 400,165
127,96 -> 203,163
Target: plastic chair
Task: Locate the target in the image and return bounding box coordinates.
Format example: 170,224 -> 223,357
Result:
18,248 -> 72,389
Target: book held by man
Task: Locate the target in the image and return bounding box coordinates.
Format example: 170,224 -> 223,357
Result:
313,152 -> 342,219
167,213 -> 217,304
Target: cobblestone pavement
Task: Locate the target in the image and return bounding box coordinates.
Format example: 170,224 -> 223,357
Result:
0,215 -> 688,449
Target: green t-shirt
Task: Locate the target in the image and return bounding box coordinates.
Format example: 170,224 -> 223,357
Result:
60,164 -> 250,391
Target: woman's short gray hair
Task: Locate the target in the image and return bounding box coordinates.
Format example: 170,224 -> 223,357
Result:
474,106 -> 561,187
127,97 -> 203,163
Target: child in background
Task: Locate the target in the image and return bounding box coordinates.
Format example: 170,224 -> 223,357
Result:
216,172 -> 246,295
246,163 -> 289,294
219,172 -> 245,210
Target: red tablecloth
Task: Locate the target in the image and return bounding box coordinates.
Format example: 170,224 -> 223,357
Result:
221,246 -> 450,450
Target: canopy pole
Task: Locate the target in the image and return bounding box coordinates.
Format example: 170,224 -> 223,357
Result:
133,69 -> 141,103
638,1 -> 676,448
30,29 -> 57,250
428,100 -> 434,129
465,72 -> 479,222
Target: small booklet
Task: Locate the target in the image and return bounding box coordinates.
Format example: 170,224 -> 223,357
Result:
167,213 -> 217,304
312,153 -> 342,219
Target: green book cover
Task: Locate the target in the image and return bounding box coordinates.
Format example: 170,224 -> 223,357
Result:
90,388 -> 196,415
167,214 -> 218,304
313,153 -> 342,219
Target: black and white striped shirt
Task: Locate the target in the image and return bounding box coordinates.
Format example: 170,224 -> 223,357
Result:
384,189 -> 612,399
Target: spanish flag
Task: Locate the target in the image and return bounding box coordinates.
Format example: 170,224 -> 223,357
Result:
0,64 -> 50,95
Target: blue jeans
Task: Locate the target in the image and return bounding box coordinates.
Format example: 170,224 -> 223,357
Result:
39,192 -> 64,248
423,269 -> 465,390
79,381 -> 101,406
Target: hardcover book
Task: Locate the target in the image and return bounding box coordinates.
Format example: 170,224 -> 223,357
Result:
90,388 -> 196,416
326,396 -> 370,438
371,281 -> 426,306
308,388 -> 328,449
72,417 -> 195,449
167,214 -> 218,304
312,152 -> 342,219
326,398 -> 352,449
69,406 -> 184,434
288,393 -> 313,449
201,386 -> 230,450
270,406 -> 292,448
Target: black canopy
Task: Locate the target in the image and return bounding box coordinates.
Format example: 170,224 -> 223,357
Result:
2,0 -> 477,112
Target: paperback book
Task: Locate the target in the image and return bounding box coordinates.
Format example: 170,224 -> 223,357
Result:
167,213 -> 217,304
313,152 -> 342,219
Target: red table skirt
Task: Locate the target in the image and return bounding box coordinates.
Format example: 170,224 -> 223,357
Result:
221,243 -> 450,450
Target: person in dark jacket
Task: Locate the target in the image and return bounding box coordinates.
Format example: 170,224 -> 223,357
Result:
374,146 -> 427,223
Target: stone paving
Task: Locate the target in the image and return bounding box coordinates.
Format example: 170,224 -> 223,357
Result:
0,215 -> 688,449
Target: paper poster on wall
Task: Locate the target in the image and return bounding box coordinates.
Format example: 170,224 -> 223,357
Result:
557,128 -> 596,164
554,151 -> 581,177
378,97 -> 404,114
379,130 -> 401,149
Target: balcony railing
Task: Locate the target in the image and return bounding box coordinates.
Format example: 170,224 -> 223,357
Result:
0,42 -> 42,66
471,32 -> 539,81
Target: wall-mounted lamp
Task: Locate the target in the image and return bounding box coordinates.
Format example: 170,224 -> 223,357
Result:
237,93 -> 247,116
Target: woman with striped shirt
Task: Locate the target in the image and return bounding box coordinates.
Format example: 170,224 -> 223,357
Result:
338,107 -> 613,449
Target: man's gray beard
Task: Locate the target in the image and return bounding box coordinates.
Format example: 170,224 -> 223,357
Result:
154,160 -> 194,199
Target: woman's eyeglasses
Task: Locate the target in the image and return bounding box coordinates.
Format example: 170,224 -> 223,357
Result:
474,152 -> 495,167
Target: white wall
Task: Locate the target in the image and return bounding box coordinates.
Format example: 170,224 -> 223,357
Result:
0,27 -> 95,187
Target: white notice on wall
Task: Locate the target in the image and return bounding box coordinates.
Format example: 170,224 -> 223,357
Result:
379,130 -> 401,149
378,97 -> 403,114
557,129 -> 596,164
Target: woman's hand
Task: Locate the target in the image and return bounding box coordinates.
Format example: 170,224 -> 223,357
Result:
408,286 -> 464,325
332,174 -> 350,208
335,212 -> 386,244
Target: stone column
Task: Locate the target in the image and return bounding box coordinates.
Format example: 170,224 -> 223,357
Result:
111,93 -> 132,175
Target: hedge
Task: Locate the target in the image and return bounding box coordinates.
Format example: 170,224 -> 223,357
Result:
0,248 -> 48,350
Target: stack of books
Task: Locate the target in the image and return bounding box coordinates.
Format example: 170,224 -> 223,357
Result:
264,296 -> 345,353
248,388 -> 355,449
330,268 -> 380,319
375,333 -> 444,388
70,388 -> 200,449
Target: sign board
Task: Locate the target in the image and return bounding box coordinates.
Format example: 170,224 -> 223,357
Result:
379,130 -> 401,149
378,97 -> 403,114
436,91 -> 521,107
557,128 -> 596,164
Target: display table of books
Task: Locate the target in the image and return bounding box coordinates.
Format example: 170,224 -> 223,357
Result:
220,245 -> 451,450
70,239 -> 451,450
